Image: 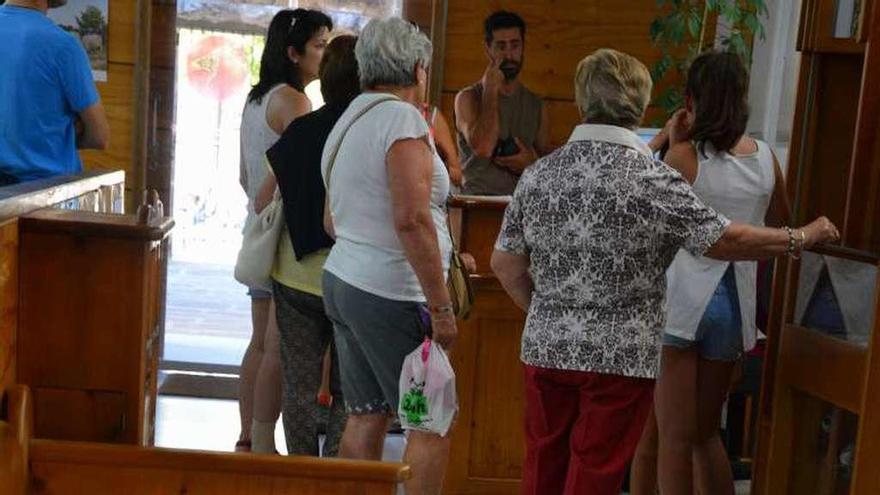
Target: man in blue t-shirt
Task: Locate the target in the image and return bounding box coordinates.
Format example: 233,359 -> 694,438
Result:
0,0 -> 109,185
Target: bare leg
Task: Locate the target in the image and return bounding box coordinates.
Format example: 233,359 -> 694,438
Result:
237,296 -> 270,445
338,414 -> 388,460
630,405 -> 659,495
693,357 -> 737,495
251,298 -> 282,452
323,343 -> 347,457
656,345 -> 698,495
403,431 -> 452,495
318,346 -> 332,405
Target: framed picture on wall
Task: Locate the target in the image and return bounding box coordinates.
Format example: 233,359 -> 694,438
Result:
48,0 -> 109,82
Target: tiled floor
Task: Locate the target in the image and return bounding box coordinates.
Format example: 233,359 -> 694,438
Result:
155,395 -> 750,494
164,261 -> 251,366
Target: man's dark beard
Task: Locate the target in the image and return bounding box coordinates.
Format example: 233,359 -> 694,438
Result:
500,61 -> 521,81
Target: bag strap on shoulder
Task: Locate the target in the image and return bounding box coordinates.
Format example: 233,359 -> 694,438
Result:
323,95 -> 400,194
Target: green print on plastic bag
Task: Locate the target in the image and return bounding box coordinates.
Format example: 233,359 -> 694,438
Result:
401,382 -> 429,426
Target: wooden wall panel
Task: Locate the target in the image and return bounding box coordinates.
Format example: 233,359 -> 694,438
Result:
466,317 -> 525,479
146,0 -> 177,211
403,0 -> 435,33
80,63 -> 136,175
844,0 -> 880,252
82,0 -> 150,211
0,220 -> 18,393
440,0 -> 670,148
17,233 -> 145,392
443,0 -> 664,99
796,55 -> 864,228
150,0 -> 177,70
107,0 -> 139,65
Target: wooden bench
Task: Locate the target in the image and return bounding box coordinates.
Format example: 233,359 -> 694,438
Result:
2,385 -> 409,495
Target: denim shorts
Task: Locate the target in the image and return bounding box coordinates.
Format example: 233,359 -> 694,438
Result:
664,265 -> 743,361
247,287 -> 272,299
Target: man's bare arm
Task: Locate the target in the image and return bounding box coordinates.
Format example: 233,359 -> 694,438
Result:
454,59 -> 504,159
76,101 -> 109,150
455,88 -> 498,159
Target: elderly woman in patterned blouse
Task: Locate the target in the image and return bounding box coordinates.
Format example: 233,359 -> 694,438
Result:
490,48 -> 839,495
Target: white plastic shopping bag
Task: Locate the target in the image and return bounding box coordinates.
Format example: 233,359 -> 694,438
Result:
398,337 -> 458,436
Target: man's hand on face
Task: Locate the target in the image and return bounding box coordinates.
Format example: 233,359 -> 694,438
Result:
482,57 -> 505,94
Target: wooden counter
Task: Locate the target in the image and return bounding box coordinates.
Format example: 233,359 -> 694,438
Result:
0,170 -> 124,221
0,171 -> 175,446
1,171 -> 126,395
17,208 -> 173,446
445,195 -> 526,495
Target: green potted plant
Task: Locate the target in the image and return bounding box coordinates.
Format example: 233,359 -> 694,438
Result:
649,0 -> 769,121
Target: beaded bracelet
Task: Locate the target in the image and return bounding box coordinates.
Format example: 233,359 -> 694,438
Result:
784,226 -> 796,257
793,229 -> 806,259
428,304 -> 454,315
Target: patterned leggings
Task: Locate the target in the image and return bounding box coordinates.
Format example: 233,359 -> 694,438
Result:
272,281 -> 347,456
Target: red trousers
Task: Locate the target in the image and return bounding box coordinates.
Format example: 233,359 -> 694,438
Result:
522,365 -> 654,495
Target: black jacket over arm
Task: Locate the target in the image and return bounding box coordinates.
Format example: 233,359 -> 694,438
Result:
266,102 -> 348,260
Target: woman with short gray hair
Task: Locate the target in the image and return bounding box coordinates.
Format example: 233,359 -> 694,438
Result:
355,17 -> 432,89
321,18 -> 454,495
491,48 -> 838,495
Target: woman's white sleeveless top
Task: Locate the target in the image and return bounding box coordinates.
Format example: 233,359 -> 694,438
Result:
664,140 -> 776,352
240,83 -> 286,225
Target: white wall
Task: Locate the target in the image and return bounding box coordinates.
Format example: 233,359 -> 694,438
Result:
745,0 -> 803,170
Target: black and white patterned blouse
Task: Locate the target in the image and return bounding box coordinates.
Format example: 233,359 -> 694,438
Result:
495,124 -> 730,378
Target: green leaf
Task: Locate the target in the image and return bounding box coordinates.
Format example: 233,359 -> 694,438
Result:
732,3 -> 744,22
655,87 -> 684,115
719,2 -> 738,22
743,14 -> 760,36
651,53 -> 673,82
650,19 -> 664,42
727,31 -> 748,56
669,12 -> 686,42
752,0 -> 770,17
687,11 -> 702,38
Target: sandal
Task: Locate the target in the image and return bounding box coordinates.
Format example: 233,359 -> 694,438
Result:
234,439 -> 252,452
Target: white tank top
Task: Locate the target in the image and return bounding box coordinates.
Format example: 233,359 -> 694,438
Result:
664,139 -> 776,351
240,83 -> 286,224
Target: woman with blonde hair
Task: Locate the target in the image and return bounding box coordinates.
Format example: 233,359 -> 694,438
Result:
491,48 -> 838,495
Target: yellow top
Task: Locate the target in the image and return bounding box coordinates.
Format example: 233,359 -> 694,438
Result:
271,228 -> 329,297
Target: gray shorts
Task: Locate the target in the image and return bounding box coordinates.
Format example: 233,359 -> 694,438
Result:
322,271 -> 426,416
